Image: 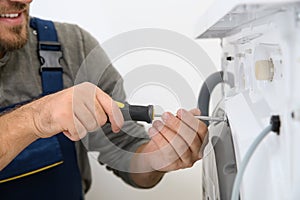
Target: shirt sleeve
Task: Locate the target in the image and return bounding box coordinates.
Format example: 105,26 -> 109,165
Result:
75,26 -> 150,187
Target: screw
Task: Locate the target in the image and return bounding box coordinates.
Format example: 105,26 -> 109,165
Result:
226,56 -> 234,61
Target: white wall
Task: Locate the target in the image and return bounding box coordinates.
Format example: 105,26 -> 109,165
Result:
30,1 -> 221,200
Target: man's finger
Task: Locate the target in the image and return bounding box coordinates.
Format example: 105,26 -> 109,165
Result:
177,109 -> 207,144
153,120 -> 188,162
148,126 -> 181,170
161,112 -> 197,150
95,88 -> 124,133
74,103 -> 98,132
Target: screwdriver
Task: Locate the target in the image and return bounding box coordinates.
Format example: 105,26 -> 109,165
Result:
116,102 -> 154,123
116,102 -> 226,124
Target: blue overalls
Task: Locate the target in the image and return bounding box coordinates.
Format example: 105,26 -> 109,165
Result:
0,18 -> 83,200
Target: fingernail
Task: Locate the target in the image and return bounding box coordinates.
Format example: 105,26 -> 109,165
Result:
148,127 -> 158,137
162,112 -> 170,122
153,120 -> 164,131
112,127 -> 120,133
177,109 -> 184,118
116,116 -> 124,130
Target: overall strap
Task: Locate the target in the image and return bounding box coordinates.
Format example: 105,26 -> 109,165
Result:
30,17 -> 63,94
0,18 -> 83,200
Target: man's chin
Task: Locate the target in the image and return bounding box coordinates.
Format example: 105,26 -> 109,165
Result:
0,25 -> 28,52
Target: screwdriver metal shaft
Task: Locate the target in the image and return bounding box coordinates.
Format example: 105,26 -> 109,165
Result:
154,114 -> 226,122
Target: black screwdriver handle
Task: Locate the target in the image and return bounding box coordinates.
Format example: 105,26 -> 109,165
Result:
116,102 -> 154,123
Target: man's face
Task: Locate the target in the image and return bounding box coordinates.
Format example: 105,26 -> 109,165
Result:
0,0 -> 32,58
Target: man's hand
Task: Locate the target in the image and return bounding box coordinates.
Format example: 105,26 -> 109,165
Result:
130,108 -> 207,188
147,108 -> 207,171
29,82 -> 124,140
0,82 -> 124,170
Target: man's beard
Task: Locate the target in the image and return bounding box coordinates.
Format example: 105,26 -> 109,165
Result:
0,24 -> 28,52
0,3 -> 29,53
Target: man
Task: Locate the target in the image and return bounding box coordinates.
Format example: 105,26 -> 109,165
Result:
0,0 -> 207,198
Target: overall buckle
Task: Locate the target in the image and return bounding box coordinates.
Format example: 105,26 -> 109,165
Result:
38,41 -> 63,72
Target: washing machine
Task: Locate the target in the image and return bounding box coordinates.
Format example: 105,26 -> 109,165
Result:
196,0 -> 300,199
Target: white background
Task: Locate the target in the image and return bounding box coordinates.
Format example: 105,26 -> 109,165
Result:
31,1 -> 221,200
